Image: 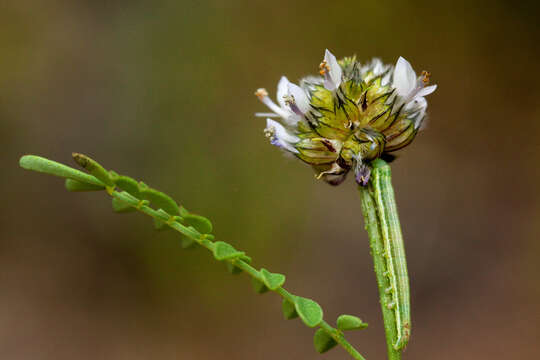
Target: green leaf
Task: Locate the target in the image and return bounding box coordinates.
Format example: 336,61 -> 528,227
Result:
179,206 -> 189,217
183,213 -> 212,234
201,234 -> 215,241
111,197 -> 135,213
226,253 -> 252,274
251,278 -> 269,294
19,155 -> 103,186
181,236 -> 197,249
226,262 -> 242,274
282,299 -> 298,320
138,181 -> 148,190
108,170 -> 120,182
212,241 -> 244,261
72,153 -> 114,186
139,187 -> 180,215
295,297 -> 323,328
260,268 -> 285,290
115,176 -> 141,198
313,329 -> 337,353
65,178 -> 105,192
336,315 -> 368,331
153,218 -> 167,230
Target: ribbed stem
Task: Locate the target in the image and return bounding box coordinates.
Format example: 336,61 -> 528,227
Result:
359,159 -> 407,360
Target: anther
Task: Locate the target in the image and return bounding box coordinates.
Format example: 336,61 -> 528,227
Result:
263,126 -> 275,139
319,60 -> 330,76
255,88 -> 269,100
421,70 -> 431,85
283,94 -> 305,115
283,94 -> 295,106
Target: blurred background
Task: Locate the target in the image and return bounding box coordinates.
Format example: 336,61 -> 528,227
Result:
2,0 -> 539,359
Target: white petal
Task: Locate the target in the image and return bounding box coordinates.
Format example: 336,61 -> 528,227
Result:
300,75 -> 323,86
405,96 -> 427,112
382,72 -> 392,86
255,112 -> 279,117
260,94 -> 290,119
414,107 -> 427,129
270,119 -> 299,143
371,58 -> 384,75
415,84 -> 437,98
404,96 -> 428,129
287,82 -> 310,114
277,76 -> 290,109
324,49 -> 342,89
266,119 -> 299,153
415,96 -> 428,108
282,114 -> 302,127
393,57 -> 416,96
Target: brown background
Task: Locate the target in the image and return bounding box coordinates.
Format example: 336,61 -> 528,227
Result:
2,0 -> 539,359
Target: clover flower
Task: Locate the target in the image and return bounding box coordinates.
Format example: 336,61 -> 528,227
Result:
255,50 -> 437,186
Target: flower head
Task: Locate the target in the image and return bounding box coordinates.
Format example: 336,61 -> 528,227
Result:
255,50 -> 437,186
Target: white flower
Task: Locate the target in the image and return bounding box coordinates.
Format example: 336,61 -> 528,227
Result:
319,49 -> 342,91
255,76 -> 310,126
392,57 -> 437,122
264,118 -> 300,153
286,82 -> 311,114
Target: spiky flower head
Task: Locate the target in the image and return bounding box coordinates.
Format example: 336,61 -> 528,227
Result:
255,50 -> 437,186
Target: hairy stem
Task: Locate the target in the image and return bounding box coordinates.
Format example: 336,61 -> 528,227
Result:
360,159 -> 408,360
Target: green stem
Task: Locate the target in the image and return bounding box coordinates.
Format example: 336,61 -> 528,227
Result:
112,190 -> 366,360
20,154 -> 370,359
319,321 -> 366,360
371,161 -> 410,351
359,159 -> 406,360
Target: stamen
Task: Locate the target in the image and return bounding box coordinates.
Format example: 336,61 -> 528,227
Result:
255,88 -> 290,119
255,88 -> 269,100
319,60 -> 330,76
282,94 -> 295,106
421,70 -> 431,85
264,126 -> 275,139
283,94 -> 303,116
